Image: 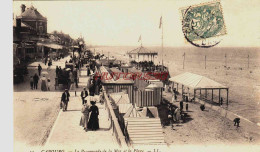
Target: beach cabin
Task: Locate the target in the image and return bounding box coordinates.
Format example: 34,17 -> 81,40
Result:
120,63 -> 133,73
126,67 -> 163,107
99,66 -> 134,103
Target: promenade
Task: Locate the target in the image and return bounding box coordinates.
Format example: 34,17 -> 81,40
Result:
44,64 -> 118,149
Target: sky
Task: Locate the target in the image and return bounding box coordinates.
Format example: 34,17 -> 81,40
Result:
13,0 -> 260,47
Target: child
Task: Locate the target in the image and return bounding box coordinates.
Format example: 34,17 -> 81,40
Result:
200,104 -> 205,111
47,61 -> 51,71
186,103 -> 189,111
30,76 -> 34,90
47,78 -> 51,91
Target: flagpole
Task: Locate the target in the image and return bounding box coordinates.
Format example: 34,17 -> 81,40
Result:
248,54 -> 249,69
183,52 -> 185,69
161,17 -> 164,67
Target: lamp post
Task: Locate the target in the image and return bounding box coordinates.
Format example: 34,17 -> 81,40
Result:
78,41 -> 83,58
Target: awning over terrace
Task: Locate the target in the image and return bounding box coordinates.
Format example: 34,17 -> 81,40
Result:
169,72 -> 228,89
169,72 -> 229,105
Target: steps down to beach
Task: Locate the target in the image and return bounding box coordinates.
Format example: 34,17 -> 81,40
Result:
126,118 -> 166,145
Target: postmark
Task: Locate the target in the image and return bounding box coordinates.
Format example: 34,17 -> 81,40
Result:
180,0 -> 226,48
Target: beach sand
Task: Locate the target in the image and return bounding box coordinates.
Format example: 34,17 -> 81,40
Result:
161,92 -> 260,145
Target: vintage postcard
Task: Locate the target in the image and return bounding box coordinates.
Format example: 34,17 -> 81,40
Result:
11,0 -> 260,151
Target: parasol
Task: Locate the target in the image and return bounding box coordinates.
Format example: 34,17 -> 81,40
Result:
41,71 -> 48,75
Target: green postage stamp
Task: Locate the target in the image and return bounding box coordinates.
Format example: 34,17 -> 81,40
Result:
180,0 -> 227,47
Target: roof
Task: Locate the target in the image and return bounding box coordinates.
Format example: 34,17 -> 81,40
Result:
99,66 -> 134,84
18,6 -> 47,21
169,72 -> 228,89
124,106 -> 159,118
118,104 -> 133,114
124,106 -> 142,118
121,63 -> 132,68
127,46 -> 158,55
109,92 -> 130,104
146,83 -> 161,89
128,67 -> 141,73
109,92 -> 132,113
13,19 -> 33,28
147,80 -> 164,88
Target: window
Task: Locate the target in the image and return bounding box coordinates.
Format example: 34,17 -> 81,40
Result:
17,48 -> 22,55
39,26 -> 43,34
26,48 -> 34,54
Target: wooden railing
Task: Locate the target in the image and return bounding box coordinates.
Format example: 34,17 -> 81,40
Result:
102,86 -> 128,148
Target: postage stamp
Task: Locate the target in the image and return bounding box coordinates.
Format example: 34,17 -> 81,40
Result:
180,0 -> 226,47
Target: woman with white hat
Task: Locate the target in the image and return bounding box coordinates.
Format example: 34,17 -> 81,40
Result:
80,103 -> 90,131
40,74 -> 47,91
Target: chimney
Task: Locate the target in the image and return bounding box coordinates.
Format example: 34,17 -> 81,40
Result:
21,4 -> 26,14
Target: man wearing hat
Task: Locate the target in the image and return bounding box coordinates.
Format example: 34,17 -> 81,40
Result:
61,89 -> 70,111
81,88 -> 88,105
38,64 -> 42,76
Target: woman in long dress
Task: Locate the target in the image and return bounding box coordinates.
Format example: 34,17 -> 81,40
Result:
87,101 -> 99,131
80,103 -> 90,131
89,80 -> 95,96
41,74 -> 48,91
87,67 -> 90,76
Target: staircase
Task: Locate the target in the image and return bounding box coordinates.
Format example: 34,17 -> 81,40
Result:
126,118 -> 165,145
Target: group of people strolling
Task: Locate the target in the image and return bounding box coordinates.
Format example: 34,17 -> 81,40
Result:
60,87 -> 100,132
30,73 -> 39,90
29,64 -> 51,91
167,89 -> 191,128
80,87 -> 100,131
30,73 -> 51,91
80,100 -> 99,132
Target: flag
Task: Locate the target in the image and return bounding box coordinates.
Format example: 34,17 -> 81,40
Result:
159,16 -> 162,29
138,35 -> 142,42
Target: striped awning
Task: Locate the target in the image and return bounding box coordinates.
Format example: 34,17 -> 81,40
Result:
169,72 -> 228,89
37,42 -> 63,49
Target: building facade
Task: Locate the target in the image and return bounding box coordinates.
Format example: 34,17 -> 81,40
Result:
13,4 -> 48,61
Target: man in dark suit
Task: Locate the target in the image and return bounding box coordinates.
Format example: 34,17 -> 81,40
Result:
33,73 -> 39,89
61,89 -> 70,111
81,88 -> 88,105
38,64 -> 42,76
